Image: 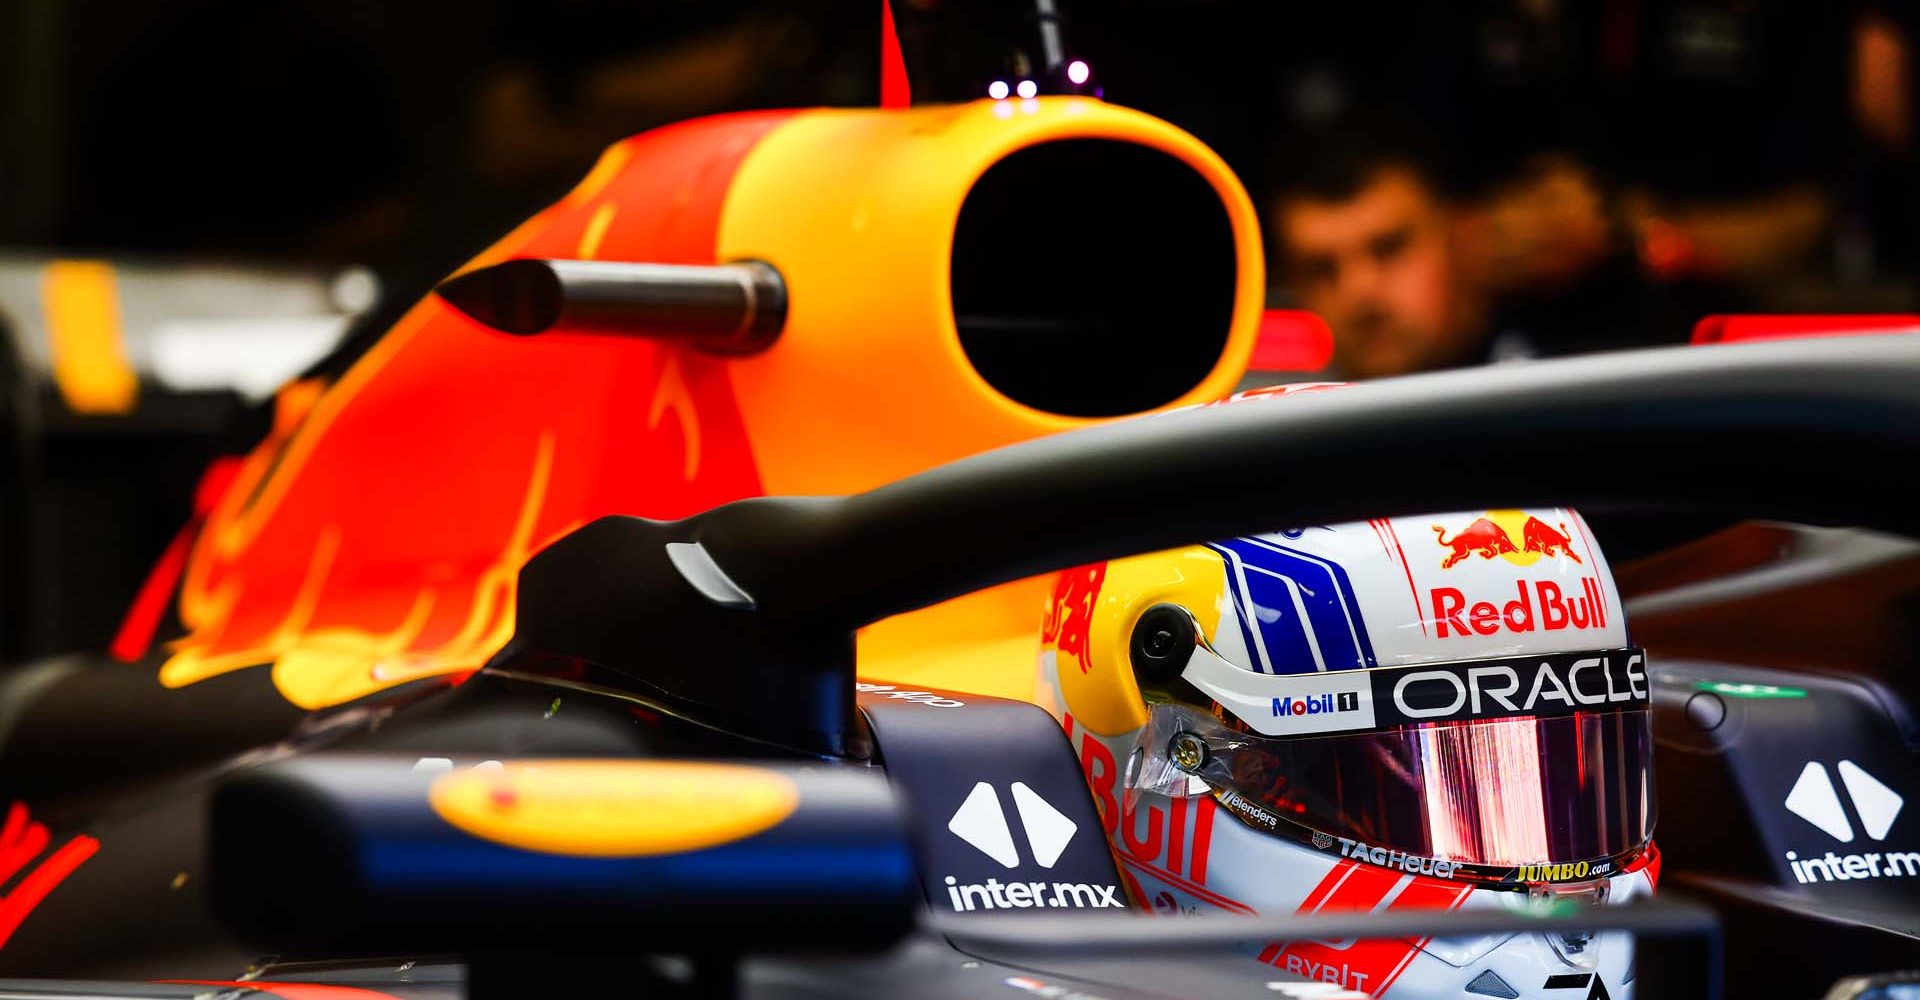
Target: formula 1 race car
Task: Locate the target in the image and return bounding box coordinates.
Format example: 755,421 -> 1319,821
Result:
0,69 -> 1917,1000
0,330 -> 1914,1000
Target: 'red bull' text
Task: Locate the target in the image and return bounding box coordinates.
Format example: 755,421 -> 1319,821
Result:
1432,579 -> 1608,638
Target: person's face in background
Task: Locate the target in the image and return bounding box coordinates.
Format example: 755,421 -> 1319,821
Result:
1277,167 -> 1487,379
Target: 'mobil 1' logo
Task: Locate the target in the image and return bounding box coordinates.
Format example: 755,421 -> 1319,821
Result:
1272,692 -> 1360,717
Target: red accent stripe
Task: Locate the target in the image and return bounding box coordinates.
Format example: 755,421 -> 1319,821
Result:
0,803 -> 49,887
1624,841 -> 1662,889
109,522 -> 195,663
1567,509 -> 1601,567
110,455 -> 245,663
1117,865 -> 1150,909
1264,865 -> 1474,997
1166,795 -> 1187,878
1378,519 -> 1428,637
1566,510 -> 1610,631
160,982 -> 406,999
1189,796 -> 1214,885
1373,882 -> 1474,996
1295,858 -> 1357,914
1259,859 -> 1358,975
1115,853 -> 1255,914
0,835 -> 98,950
1316,861 -> 1403,912
1693,314 -> 1920,344
879,1 -> 911,108
1378,875 -> 1468,911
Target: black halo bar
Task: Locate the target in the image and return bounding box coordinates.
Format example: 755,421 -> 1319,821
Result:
507,333 -> 1920,755
436,258 -> 786,354
931,896 -> 1717,954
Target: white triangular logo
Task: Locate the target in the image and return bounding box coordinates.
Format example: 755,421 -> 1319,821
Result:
1838,760 -> 1904,841
1785,762 -> 1854,843
1010,781 -> 1077,869
948,781 -> 1020,868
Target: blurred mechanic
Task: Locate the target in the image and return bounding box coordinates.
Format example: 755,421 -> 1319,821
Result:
1270,124 -> 1491,379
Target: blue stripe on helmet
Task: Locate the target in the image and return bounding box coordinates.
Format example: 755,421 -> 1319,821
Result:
1210,536 -> 1375,675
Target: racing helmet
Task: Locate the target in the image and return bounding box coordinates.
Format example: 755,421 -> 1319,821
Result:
1035,397 -> 1658,1000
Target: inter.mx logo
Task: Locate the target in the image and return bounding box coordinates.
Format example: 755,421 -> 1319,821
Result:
1783,760 -> 1917,884
943,781 -> 1123,911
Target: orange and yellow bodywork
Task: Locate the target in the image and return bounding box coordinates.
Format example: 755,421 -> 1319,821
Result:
133,98 -> 1264,709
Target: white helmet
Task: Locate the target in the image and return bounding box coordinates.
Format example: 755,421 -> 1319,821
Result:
1035,392 -> 1658,1000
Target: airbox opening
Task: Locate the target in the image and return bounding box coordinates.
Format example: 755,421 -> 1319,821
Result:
951,139 -> 1237,417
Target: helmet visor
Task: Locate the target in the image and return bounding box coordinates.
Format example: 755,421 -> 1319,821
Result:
1129,656 -> 1656,884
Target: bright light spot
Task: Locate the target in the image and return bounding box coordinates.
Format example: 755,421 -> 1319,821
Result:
330,266 -> 380,313
1020,98 -> 1039,114
992,101 -> 1014,120
1067,60 -> 1090,85
987,80 -> 1010,100
1016,79 -> 1038,99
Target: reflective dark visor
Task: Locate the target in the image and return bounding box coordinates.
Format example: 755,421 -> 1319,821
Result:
1130,697 -> 1655,882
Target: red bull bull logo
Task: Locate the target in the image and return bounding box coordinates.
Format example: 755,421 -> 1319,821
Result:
1522,517 -> 1582,562
1423,510 -> 1607,639
1042,563 -> 1106,674
1433,511 -> 1583,569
